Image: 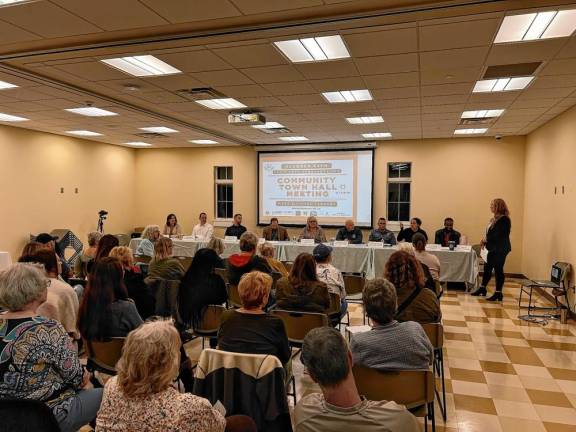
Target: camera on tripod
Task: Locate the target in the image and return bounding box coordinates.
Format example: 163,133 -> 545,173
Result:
97,210 -> 109,233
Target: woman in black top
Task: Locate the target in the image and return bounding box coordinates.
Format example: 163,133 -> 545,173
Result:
472,198 -> 511,301
397,217 -> 428,243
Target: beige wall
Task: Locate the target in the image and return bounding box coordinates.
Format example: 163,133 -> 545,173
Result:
523,106 -> 576,310
0,125 -> 136,261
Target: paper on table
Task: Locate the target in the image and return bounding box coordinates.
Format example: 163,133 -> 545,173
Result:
480,246 -> 488,263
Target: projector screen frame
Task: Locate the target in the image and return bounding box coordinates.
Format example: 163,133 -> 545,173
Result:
257,148 -> 375,228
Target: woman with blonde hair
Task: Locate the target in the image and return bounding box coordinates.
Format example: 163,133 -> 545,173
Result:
298,216 -> 326,243
96,320 -> 226,431
74,231 -> 102,278
136,225 -> 161,257
146,238 -> 185,281
258,243 -> 288,277
472,198 -> 511,301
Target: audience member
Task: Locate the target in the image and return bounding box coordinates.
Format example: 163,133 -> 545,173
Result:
412,233 -> 441,281
136,225 -> 160,257
434,217 -> 461,247
368,217 -> 397,244
227,232 -> 271,285
396,242 -> 435,291
109,246 -> 155,320
384,251 -> 441,324
397,218 -> 428,243
192,212 -> 214,240
94,234 -> 120,263
218,271 -> 291,368
74,231 -> 102,278
335,219 -> 363,244
351,278 -> 433,370
18,250 -> 79,338
163,213 -> 182,238
298,216 -> 326,243
224,213 -> 247,239
96,320 -> 226,432
276,253 -> 330,313
78,257 -> 143,340
36,232 -> 72,280
207,237 -> 225,259
0,263 -> 102,432
313,244 -> 346,317
20,241 -> 44,258
258,243 -> 288,277
296,327 -> 420,432
147,237 -> 185,281
262,217 -> 289,241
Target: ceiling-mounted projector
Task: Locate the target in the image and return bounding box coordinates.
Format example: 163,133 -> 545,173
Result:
228,112 -> 266,126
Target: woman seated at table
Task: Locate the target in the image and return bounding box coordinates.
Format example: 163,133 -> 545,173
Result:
163,213 -> 182,238
78,257 -> 143,340
0,263 -> 103,432
146,238 -> 185,281
412,233 -> 441,281
74,231 -> 102,278
275,253 -> 330,313
218,271 -> 291,370
298,216 -> 326,243
384,250 -> 441,324
136,225 -> 161,257
258,243 -> 288,277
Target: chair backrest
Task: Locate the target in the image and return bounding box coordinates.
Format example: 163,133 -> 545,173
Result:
113,234 -> 130,247
228,284 -> 242,308
85,337 -> 126,374
551,262 -> 571,286
343,274 -> 365,296
215,267 -> 229,284
195,305 -> 226,333
420,322 -> 444,350
0,398 -> 61,432
174,256 -> 193,271
327,292 -> 341,316
271,309 -> 329,345
352,366 -> 434,411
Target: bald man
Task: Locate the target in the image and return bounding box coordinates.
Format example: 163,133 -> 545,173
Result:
335,220 -> 363,244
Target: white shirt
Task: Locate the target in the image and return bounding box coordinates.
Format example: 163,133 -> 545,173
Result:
192,223 -> 214,240
316,262 -> 346,298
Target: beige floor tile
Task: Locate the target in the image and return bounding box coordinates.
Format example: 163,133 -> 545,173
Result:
494,399 -> 540,420
485,372 -> 524,388
520,375 -> 563,392
475,350 -> 511,362
503,346 -> 545,366
499,416 -> 546,432
547,367 -> 576,381
534,405 -> 576,425
480,360 -> 516,374
500,337 -> 531,347
488,384 -> 530,402
543,422 -> 576,432
514,364 -> 553,378
457,410 -> 502,431
555,379 -> 576,395
446,347 -> 479,359
451,380 -> 492,398
450,368 -> 487,383
448,358 -> 482,370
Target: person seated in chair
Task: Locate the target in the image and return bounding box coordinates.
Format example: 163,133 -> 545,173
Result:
313,244 -> 347,318
135,225 -> 160,257
224,213 -> 247,239
227,232 -> 272,286
351,278 -> 433,371
295,327 -> 420,432
147,238 -> 185,281
262,217 -> 289,241
396,218 -> 427,243
412,233 -> 441,281
368,217 -> 397,245
335,220 -> 363,244
74,231 -> 102,279
434,217 -> 461,247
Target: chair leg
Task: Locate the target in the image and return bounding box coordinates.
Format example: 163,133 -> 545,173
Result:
292,376 -> 297,405
429,401 -> 436,432
439,351 -> 446,421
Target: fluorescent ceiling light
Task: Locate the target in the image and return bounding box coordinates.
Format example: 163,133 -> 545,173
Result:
346,116 -> 384,124
0,112 -> 28,122
461,109 -> 505,119
139,126 -> 178,134
278,136 -> 309,142
362,132 -> 392,139
454,128 -> 488,135
101,55 -> 181,77
472,76 -> 533,92
125,141 -> 152,147
195,98 -> 246,110
66,130 -> 102,137
0,80 -> 17,89
322,90 -> 372,103
0,0 -> 32,4
252,122 -> 285,129
274,35 -> 350,63
495,9 -> 576,43
190,139 -> 218,144
65,107 -> 118,117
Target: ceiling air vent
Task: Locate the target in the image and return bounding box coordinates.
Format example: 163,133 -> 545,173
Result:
176,87 -> 226,101
483,62 -> 542,79
134,132 -> 169,139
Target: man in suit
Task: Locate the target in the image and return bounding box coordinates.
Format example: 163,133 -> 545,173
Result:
434,217 -> 461,246
262,217 -> 289,241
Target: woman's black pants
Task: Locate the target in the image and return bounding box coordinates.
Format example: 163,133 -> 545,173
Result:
481,250 -> 509,292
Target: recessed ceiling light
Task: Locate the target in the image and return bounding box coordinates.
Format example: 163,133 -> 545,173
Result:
454,128 -> 488,135
274,35 -> 350,63
322,90 -> 372,103
0,112 -> 28,122
0,80 -> 17,90
139,126 -> 178,134
195,98 -> 246,110
252,122 -> 285,129
65,107 -> 118,117
190,139 -> 218,144
125,141 -> 152,147
278,136 -> 309,142
473,76 -> 534,93
495,9 -> 576,43
346,116 -> 384,124
66,130 -> 102,137
362,132 -> 392,139
461,109 -> 505,119
101,55 -> 181,77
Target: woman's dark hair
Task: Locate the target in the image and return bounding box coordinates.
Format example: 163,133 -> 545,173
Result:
78,257 -> 129,340
289,253 -> 318,288
178,248 -> 223,327
18,250 -> 58,275
384,250 -> 425,295
166,213 -> 178,226
94,235 -> 120,263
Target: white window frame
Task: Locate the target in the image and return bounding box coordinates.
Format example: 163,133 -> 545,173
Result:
214,167 -> 234,225
387,162 -> 412,225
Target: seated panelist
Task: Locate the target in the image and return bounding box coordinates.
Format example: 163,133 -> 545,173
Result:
335,220 -> 363,244
434,217 -> 461,246
397,217 -> 428,243
262,217 -> 289,241
368,217 -> 397,244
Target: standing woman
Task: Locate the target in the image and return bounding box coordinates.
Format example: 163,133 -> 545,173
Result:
472,198 -> 511,301
163,214 -> 182,238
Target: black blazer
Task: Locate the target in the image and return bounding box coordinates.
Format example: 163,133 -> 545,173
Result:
434,229 -> 461,247
486,215 -> 511,254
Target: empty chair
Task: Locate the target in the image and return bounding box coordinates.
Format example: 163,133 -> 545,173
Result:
343,273 -> 366,324
189,305 -> 226,348
421,322 -> 446,421
85,337 -> 126,378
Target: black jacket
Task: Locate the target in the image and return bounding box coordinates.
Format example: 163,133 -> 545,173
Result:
335,227 -> 363,244
397,227 -> 428,243
434,229 -> 461,247
486,216 -> 511,254
224,224 -> 247,239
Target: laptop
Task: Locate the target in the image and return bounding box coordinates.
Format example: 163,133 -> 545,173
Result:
523,264 -> 562,288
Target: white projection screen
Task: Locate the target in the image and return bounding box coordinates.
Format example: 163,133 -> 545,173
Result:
258,149 -> 374,227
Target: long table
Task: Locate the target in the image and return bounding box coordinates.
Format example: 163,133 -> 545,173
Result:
128,238 -> 478,283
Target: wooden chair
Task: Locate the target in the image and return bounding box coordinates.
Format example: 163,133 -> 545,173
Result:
174,255 -> 193,271
271,309 -> 329,353
343,273 -> 366,324
190,305 -> 226,349
353,366 -> 436,432
85,337 -> 126,386
434,280 -> 444,299
227,284 -> 242,308
422,322 -> 446,421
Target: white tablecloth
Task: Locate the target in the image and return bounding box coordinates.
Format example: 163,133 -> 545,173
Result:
0,252 -> 11,271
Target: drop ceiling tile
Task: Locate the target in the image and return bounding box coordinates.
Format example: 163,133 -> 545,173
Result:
355,53 -> 418,75
213,44 -> 287,68
419,18 -> 500,51
237,96 -> 285,107
421,104 -> 464,114
261,81 -> 316,95
54,61 -> 128,81
422,94 -> 468,106
139,0 -> 241,23
142,74 -> 205,92
308,77 -> 366,92
344,28 -> 417,57
156,51 -> 231,72
421,83 -> 473,97
133,91 -> 185,104
509,98 -> 560,109
420,66 -> 482,85
372,87 -> 420,100
541,58 -> 576,75
230,0 -> 322,14
530,75 -> 576,89
0,19 -> 40,44
363,72 -> 419,89
295,60 -> 358,79
420,46 -> 489,70
517,87 -> 575,100
215,85 -> 271,97
241,65 -> 305,83
486,39 -> 565,66
466,92 -> 518,105
192,69 -> 253,86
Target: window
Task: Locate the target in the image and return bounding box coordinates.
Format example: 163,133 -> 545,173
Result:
387,162 -> 411,222
215,167 -> 233,219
